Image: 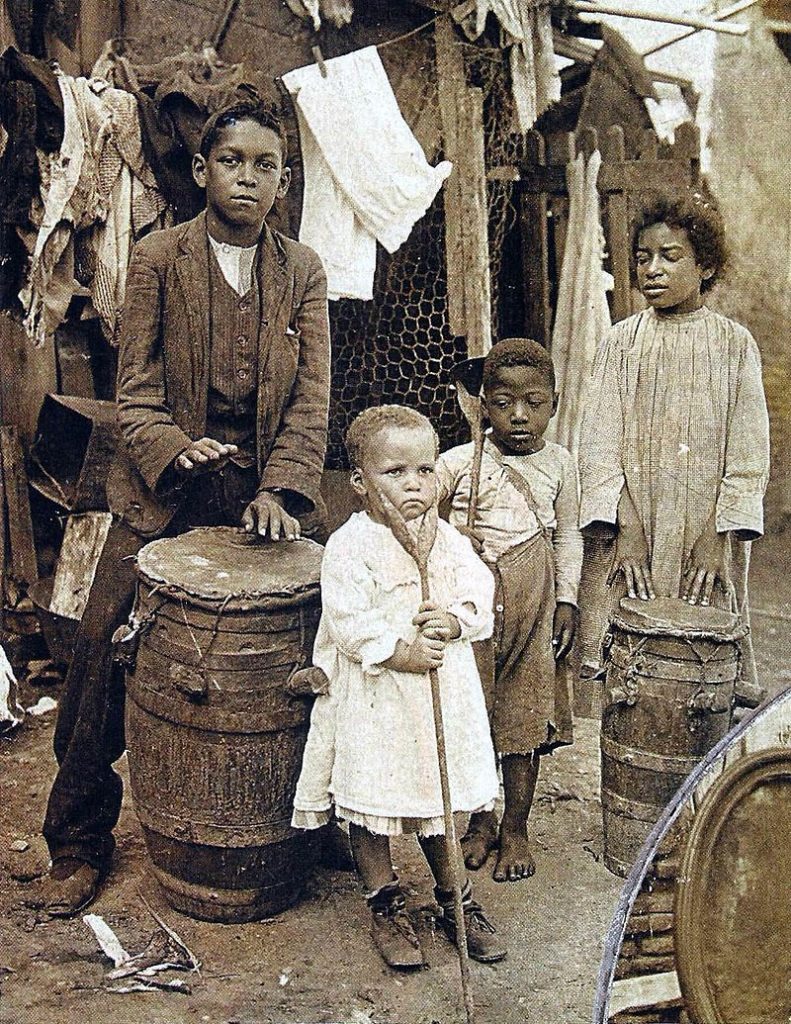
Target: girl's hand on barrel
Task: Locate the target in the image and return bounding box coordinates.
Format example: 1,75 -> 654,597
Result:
175,438 -> 238,474
552,602 -> 578,661
683,519 -> 727,606
413,602 -> 462,641
609,523 -> 655,601
242,491 -> 301,541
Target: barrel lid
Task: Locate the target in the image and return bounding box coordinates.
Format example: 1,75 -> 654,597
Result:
136,527 -> 323,608
612,596 -> 747,641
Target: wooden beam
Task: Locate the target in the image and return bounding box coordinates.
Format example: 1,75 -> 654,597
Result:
435,13 -> 468,337
568,1 -> 748,36
458,87 -> 492,357
520,131 -> 552,346
0,427 -> 38,605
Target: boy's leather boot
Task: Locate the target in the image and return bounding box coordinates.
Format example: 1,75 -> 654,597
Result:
367,880 -> 425,969
435,880 -> 507,963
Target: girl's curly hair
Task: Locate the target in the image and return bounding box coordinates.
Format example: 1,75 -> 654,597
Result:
632,187 -> 728,293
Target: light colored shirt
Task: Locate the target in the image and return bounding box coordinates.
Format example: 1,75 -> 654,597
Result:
578,306 -> 770,600
436,437 -> 583,606
208,234 -> 257,296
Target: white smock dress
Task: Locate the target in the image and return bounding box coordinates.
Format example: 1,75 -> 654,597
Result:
292,512 -> 499,837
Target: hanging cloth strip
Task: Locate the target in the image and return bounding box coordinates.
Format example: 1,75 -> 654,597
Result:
282,46 -> 452,301
545,147 -> 612,453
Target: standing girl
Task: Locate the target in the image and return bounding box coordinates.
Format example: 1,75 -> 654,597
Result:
292,405 -> 506,969
578,191 -> 770,674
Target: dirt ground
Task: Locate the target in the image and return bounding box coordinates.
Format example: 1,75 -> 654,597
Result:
1,527 -> 789,1024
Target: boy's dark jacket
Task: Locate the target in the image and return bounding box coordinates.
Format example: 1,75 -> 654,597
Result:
107,210 -> 331,537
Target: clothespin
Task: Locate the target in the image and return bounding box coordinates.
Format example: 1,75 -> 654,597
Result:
311,45 -> 328,79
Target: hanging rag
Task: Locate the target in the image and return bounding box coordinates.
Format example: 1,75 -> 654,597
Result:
21,73 -> 168,345
282,47 -> 452,301
458,1 -> 560,131
545,148 -> 611,453
547,148 -> 612,675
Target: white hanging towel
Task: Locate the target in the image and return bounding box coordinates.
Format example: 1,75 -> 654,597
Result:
545,149 -> 612,453
283,47 -> 452,301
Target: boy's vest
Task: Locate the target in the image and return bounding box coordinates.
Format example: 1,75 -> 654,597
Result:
206,251 -> 260,469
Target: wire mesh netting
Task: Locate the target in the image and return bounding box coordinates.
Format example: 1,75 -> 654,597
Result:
325,31 -> 521,467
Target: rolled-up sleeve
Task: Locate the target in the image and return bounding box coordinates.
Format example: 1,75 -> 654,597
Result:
716,333 -> 770,538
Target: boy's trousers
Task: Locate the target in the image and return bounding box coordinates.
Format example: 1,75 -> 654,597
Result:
42,464 -> 266,868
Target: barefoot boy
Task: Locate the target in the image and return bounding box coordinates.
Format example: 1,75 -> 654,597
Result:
436,338 -> 582,882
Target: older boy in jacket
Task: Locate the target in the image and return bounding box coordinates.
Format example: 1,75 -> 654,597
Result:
37,100 -> 330,915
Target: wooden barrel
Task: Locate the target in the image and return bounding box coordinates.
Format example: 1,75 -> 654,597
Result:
125,527 -> 323,923
600,596 -> 746,877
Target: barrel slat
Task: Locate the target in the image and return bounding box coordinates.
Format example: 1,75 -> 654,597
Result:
126,530 -> 323,922
601,606 -> 742,877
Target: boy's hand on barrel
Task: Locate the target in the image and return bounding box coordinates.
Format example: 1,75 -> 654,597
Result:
175,438 -> 238,474
242,491 -> 301,541
386,634 -> 446,674
413,601 -> 462,641
552,602 -> 578,660
683,517 -> 727,606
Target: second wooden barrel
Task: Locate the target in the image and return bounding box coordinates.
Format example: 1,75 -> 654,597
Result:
125,527 -> 323,922
600,597 -> 745,876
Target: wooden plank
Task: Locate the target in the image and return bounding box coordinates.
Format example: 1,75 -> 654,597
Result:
78,0 -> 121,73
457,87 -> 491,357
609,971 -> 683,1015
50,512 -> 113,620
0,427 -> 38,603
520,130 -> 552,345
602,127 -> 632,322
517,159 -> 693,195
435,12 -> 468,337
0,313 -> 57,447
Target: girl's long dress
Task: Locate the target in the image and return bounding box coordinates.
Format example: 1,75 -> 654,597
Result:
578,306 -> 770,670
292,512 -> 500,837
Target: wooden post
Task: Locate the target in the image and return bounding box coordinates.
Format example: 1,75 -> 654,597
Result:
436,12 -> 468,338
435,13 -> 492,356
458,88 -> 492,357
520,130 -> 552,345
0,427 -> 38,605
603,126 -> 632,321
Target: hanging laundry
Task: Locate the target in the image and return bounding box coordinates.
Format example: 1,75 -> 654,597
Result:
20,72 -> 168,346
545,148 -> 611,453
283,47 -> 452,301
458,1 -> 560,131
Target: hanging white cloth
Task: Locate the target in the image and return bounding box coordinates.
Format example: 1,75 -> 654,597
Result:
283,47 -> 452,301
545,148 -> 612,453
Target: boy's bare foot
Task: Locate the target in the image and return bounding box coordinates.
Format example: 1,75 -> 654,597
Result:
492,830 -> 535,882
461,819 -> 499,870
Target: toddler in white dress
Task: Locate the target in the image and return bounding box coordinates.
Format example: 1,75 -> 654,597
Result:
292,405 -> 506,969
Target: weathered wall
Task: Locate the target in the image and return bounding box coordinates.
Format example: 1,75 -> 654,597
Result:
707,5 -> 791,521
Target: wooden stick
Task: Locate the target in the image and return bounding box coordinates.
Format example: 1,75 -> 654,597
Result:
370,492 -> 476,1024
453,381 -> 484,531
567,1 -> 748,36
641,0 -> 759,57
